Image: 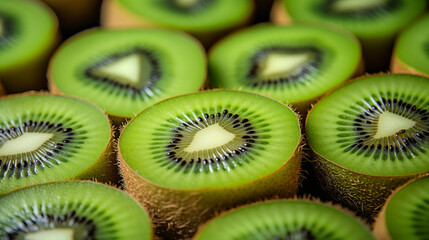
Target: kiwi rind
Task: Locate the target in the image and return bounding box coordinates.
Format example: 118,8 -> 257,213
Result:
193,199 -> 375,240
305,74 -> 429,220
118,89 -> 303,239
0,0 -> 59,93
0,180 -> 153,239
101,0 -> 255,48
0,91 -> 119,195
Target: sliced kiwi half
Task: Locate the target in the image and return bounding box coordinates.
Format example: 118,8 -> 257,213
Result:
391,14 -> 429,78
0,93 -> 115,195
0,180 -> 153,239
194,200 -> 374,240
118,90 -> 302,239
208,23 -> 362,114
374,176 -> 429,240
101,0 -> 254,47
0,0 -> 58,93
306,74 -> 429,220
48,28 -> 206,124
272,0 -> 427,72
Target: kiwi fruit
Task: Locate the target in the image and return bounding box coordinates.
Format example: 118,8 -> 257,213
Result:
208,23 -> 362,114
0,0 -> 59,93
118,90 -> 302,239
374,176 -> 429,240
48,28 -> 206,125
391,14 -> 429,78
194,199 -> 375,240
306,74 -> 429,221
0,92 -> 116,195
272,0 -> 427,72
100,0 -> 254,47
0,180 -> 153,239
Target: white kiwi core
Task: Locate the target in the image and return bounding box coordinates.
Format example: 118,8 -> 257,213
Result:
184,123 -> 235,152
333,0 -> 387,11
259,53 -> 309,79
374,111 -> 416,138
24,228 -> 74,240
174,0 -> 199,8
94,54 -> 142,85
0,19 -> 4,36
0,132 -> 53,156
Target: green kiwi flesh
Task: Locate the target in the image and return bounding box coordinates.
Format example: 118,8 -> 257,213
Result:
49,28 -> 206,120
119,89 -> 301,239
109,0 -> 253,32
0,93 -> 112,195
0,181 -> 153,239
209,23 -> 361,112
120,90 -> 300,189
380,176 -> 429,239
281,0 -> 426,72
306,74 -> 429,219
393,14 -> 429,76
0,0 -> 58,93
194,200 -> 375,240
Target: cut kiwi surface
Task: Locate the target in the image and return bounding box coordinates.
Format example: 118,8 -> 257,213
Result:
0,181 -> 153,239
374,176 -> 429,240
101,0 -> 254,47
0,0 -> 58,93
119,90 -> 301,239
274,0 -> 427,72
49,28 -> 206,122
391,14 -> 429,77
194,200 -> 375,240
306,74 -> 429,219
0,93 -> 114,195
208,23 -> 361,114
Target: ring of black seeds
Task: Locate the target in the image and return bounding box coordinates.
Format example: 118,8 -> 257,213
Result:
5,210 -> 96,240
0,120 -> 78,179
0,12 -> 16,49
336,96 -> 429,161
246,46 -> 323,87
164,0 -> 213,13
84,48 -> 161,97
318,0 -> 401,19
156,109 -> 265,174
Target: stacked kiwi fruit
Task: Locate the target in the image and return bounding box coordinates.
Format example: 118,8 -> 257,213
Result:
1,0 -> 429,239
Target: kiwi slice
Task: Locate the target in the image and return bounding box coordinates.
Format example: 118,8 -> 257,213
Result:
101,0 -> 254,47
306,74 -> 429,220
272,0 -> 427,72
0,93 -> 115,195
391,14 -> 429,78
119,90 -> 302,239
194,200 -> 374,240
48,28 -> 206,124
0,0 -> 58,93
374,176 -> 429,240
0,180 -> 153,239
208,23 -> 362,114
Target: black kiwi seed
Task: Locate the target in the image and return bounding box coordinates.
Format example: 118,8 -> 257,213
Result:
0,120 -> 75,179
163,110 -> 259,172
247,46 -> 323,87
84,48 -> 161,97
164,0 -> 213,13
0,12 -> 16,49
338,97 -> 429,160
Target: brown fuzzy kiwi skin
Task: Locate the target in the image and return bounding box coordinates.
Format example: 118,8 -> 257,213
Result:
0,1 -> 60,93
117,102 -> 303,240
100,0 -> 255,48
0,91 -> 121,194
390,50 -> 429,78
